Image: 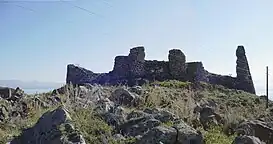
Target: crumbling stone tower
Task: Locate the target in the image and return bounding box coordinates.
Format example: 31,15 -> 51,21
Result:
235,45 -> 256,94
128,46 -> 146,78
113,56 -> 129,78
168,49 -> 186,80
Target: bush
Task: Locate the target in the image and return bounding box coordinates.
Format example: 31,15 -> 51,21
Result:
203,126 -> 236,144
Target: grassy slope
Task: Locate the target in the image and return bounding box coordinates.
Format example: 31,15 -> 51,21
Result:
0,80 -> 271,144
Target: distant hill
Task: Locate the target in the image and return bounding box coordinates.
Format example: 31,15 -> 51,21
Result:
0,80 -> 64,89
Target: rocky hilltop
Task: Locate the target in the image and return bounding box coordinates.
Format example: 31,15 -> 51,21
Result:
0,81 -> 271,144
66,45 -> 255,94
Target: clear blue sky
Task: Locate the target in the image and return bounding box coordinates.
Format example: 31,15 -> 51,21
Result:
1,0 -> 273,95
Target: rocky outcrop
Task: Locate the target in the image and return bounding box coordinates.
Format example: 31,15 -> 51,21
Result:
69,85 -> 204,144
0,87 -> 24,102
236,120 -> 273,143
10,106 -> 86,144
194,103 -> 223,130
136,126 -> 178,144
136,123 -> 203,144
233,135 -> 264,144
235,45 -> 256,94
0,87 -> 13,99
66,45 -> 256,94
109,88 -> 141,107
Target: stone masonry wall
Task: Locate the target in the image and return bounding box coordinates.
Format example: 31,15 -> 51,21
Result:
207,73 -> 237,90
235,46 -> 256,94
186,62 -> 208,82
113,56 -> 129,78
144,60 -> 170,81
168,49 -> 186,80
66,64 -> 99,85
128,46 -> 146,77
66,45 -> 256,94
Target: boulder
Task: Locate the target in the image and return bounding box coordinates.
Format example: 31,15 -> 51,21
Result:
94,98 -> 115,114
174,121 -> 204,144
118,116 -> 161,137
194,101 -> 223,130
10,106 -> 86,144
143,108 -> 178,123
128,86 -> 143,95
135,121 -> 204,144
232,135 -> 265,144
112,134 -> 126,141
109,88 -> 139,107
135,126 -> 177,144
98,103 -> 127,129
199,106 -> 222,129
126,110 -> 148,120
118,108 -> 180,138
101,112 -> 126,129
236,120 -> 273,144
0,87 -> 14,99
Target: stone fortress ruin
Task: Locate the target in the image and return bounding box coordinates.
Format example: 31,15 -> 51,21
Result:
66,45 -> 255,94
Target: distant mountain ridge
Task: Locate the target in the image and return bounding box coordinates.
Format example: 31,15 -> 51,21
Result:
0,80 -> 64,89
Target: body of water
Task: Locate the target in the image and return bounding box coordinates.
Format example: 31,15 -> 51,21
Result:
23,88 -> 54,94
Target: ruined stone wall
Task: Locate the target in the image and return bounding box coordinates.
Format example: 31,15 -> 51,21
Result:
128,46 -> 146,77
112,56 -> 129,77
66,64 -> 99,84
235,46 -> 256,94
186,62 -> 208,82
168,49 -> 186,80
66,45 -> 256,94
144,60 -> 170,81
207,73 -> 237,89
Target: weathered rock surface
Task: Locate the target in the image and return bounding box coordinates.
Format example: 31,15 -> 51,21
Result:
10,106 -> 86,144
135,126 -> 177,144
194,104 -> 223,130
236,120 -> 273,144
0,105 -> 8,122
109,87 -> 141,107
136,121 -> 204,144
0,87 -> 24,101
66,45 -> 256,94
93,99 -> 204,143
233,135 -> 265,144
0,87 -> 13,99
174,121 -> 204,144
235,45 -> 256,94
